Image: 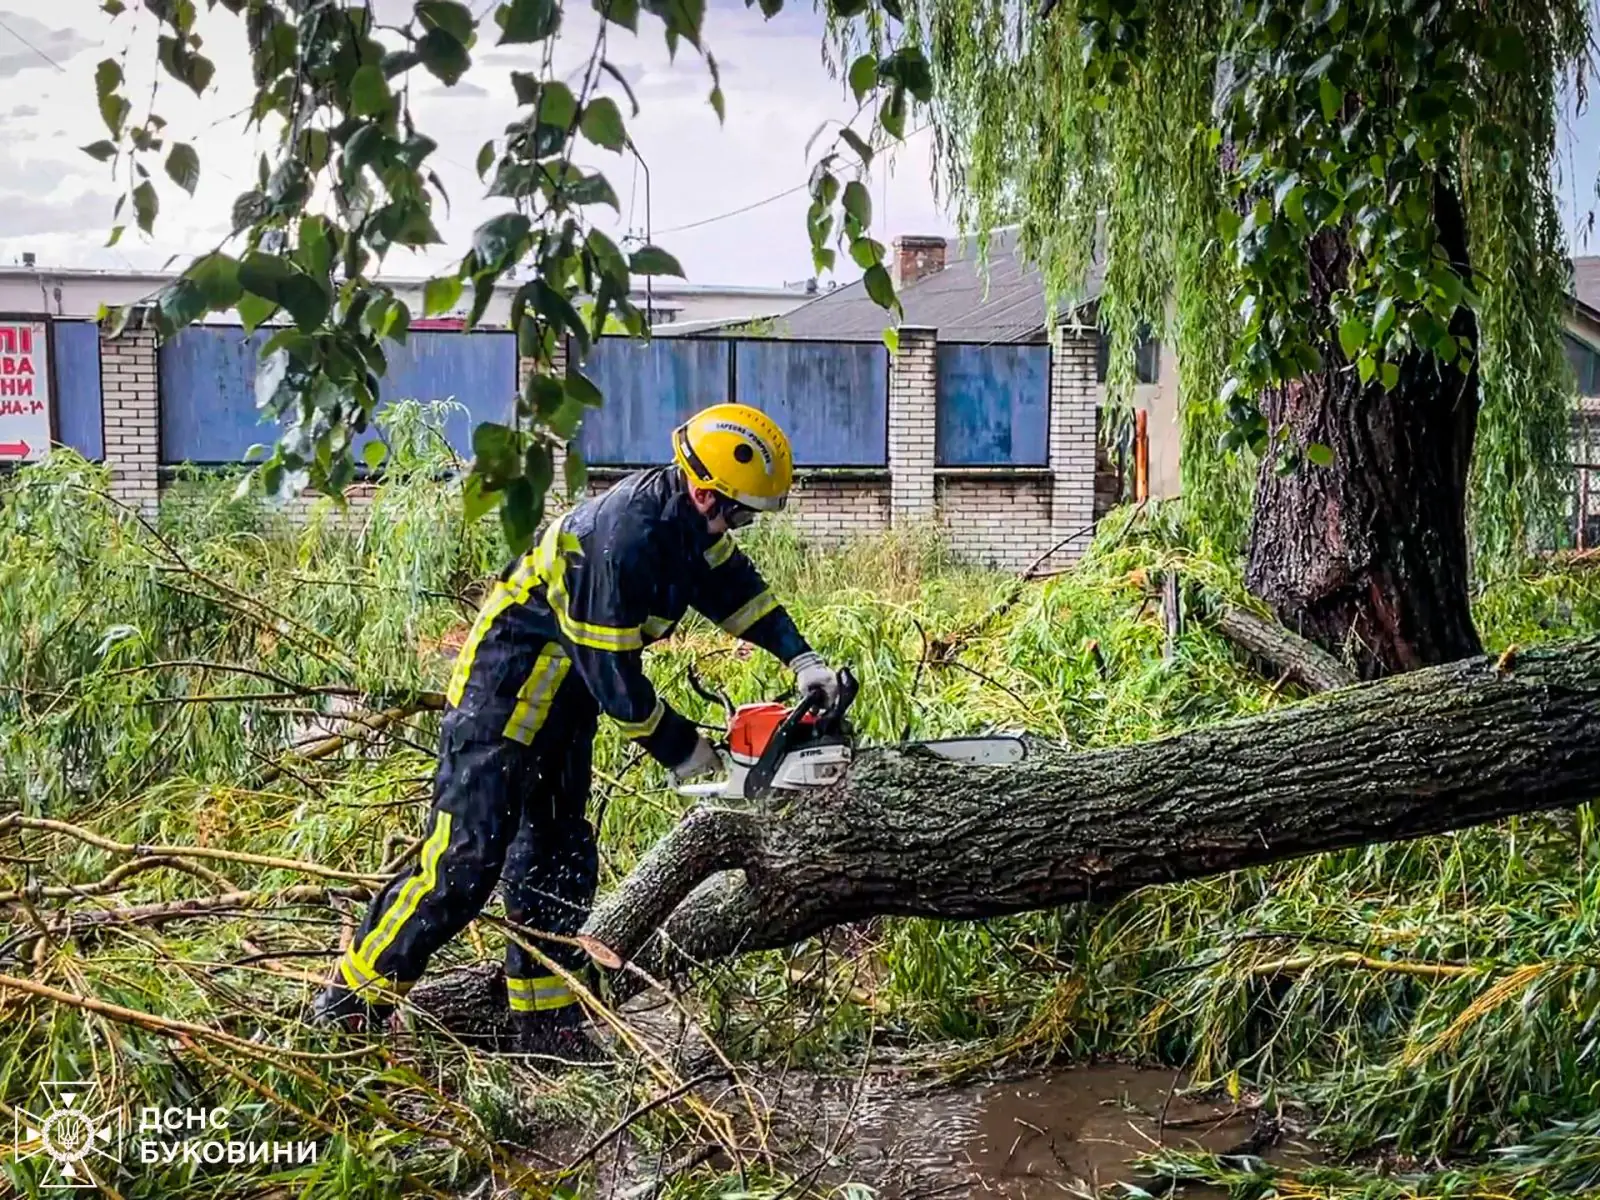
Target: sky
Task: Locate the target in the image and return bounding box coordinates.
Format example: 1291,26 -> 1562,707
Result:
0,0 -> 952,289
0,1 -> 1597,289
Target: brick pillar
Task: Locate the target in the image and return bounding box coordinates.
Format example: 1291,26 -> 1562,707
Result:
517,339 -> 570,503
888,325 -> 938,524
1049,322 -> 1099,559
100,327 -> 159,515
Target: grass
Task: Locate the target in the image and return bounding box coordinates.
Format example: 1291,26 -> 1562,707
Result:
4,407 -> 1600,1197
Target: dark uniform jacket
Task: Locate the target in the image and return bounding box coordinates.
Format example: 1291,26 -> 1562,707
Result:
443,466 -> 809,768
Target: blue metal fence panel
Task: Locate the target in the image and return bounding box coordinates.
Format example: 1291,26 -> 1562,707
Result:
577,338 -> 730,465
734,341 -> 887,467
53,321 -> 103,460
159,326 -> 517,463
936,343 -> 1051,467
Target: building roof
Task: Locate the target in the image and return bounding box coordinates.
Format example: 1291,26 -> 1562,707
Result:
771,227 -> 1102,344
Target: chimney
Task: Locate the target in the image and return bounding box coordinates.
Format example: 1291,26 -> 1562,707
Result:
891,235 -> 946,287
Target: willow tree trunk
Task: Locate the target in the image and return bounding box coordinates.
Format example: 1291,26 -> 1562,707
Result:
1246,182 -> 1482,678
577,639 -> 1600,991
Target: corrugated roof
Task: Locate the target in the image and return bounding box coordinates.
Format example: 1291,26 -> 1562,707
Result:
772,227 -> 1101,344
1575,257 -> 1600,314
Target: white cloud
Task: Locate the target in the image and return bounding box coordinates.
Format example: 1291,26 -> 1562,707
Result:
0,0 -> 954,285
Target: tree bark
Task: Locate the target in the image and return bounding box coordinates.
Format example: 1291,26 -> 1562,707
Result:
580,639 -> 1600,990
1246,182 -> 1482,678
1213,602 -> 1358,693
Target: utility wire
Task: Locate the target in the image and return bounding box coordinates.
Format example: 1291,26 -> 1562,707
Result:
653,122 -> 932,236
0,14 -> 69,72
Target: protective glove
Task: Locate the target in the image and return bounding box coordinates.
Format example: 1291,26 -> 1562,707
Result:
789,651 -> 840,707
671,735 -> 724,782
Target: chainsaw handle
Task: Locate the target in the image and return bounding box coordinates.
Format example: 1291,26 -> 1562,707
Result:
742,687 -> 829,800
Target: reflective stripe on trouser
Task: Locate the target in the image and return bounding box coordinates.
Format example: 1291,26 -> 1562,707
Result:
336,715 -> 547,998
505,974 -> 575,1012
502,699 -> 598,1002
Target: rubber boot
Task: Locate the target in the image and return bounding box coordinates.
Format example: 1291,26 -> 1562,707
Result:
515,1004 -> 608,1066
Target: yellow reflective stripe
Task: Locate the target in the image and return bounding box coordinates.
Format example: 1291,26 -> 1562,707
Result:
642,615 -> 676,640
503,644 -> 571,744
350,811 -> 454,979
546,571 -> 644,651
719,589 -> 778,638
613,698 -> 665,740
337,953 -> 411,999
507,975 -> 575,1012
704,535 -> 735,569
446,585 -> 517,706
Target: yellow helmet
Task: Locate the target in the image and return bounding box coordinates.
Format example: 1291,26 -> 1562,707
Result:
672,403 -> 793,512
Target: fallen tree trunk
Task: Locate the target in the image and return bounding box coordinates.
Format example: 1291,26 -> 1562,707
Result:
580,639 -> 1600,988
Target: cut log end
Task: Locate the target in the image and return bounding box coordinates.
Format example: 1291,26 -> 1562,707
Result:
576,934 -> 623,970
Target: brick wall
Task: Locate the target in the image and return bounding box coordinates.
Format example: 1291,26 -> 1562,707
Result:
936,473 -> 1054,571
101,328 -> 159,514
788,475 -> 891,543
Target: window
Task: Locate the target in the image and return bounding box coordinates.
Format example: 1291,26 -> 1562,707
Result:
1096,327 -> 1160,384
1565,333 -> 1600,396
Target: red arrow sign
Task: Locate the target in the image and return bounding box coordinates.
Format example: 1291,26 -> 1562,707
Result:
0,440 -> 32,457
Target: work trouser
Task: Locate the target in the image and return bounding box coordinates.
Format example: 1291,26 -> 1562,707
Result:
335,680 -> 600,1020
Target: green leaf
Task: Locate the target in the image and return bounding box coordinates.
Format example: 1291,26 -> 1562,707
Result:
350,65 -> 391,117
863,264 -> 896,311
476,140 -> 495,179
417,27 -> 471,86
132,180 -> 158,233
362,440 -> 389,470
82,140 -> 117,162
238,252 -> 294,302
297,216 -> 332,278
424,274 -> 463,316
418,0 -> 474,43
156,278 -> 208,331
1372,295 -> 1396,341
592,0 -> 638,32
238,291 -> 277,333
535,80 -> 578,126
106,225 -> 125,247
1305,442 -> 1334,468
461,470 -> 501,523
1319,76 -> 1341,122
850,237 -> 884,269
579,96 -> 626,151
839,127 -> 873,167
500,477 -> 542,553
546,396 -> 585,439
565,368 -> 603,408
472,212 -> 532,268
472,421 -> 522,482
278,273 -> 330,332
880,84 -> 907,140
628,245 -> 684,277
841,179 -> 872,230
879,46 -> 932,102
848,54 -> 877,102
164,142 -> 199,194
1338,315 -> 1367,359
188,252 -> 242,309
563,444 -> 588,499
709,83 -> 724,122
1380,361 -> 1400,390
882,326 -> 899,354
497,0 -> 560,42
1357,353 -> 1376,385
833,0 -> 868,14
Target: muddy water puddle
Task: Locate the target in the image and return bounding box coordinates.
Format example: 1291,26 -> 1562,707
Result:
758,1065 -> 1311,1198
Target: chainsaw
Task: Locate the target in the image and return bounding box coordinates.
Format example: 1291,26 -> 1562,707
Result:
677,666 -> 1026,800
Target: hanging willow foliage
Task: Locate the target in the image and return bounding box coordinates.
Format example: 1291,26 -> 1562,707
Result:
903,0 -> 1590,561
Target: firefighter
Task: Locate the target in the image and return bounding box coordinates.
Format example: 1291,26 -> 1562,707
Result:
313,403 -> 839,1060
